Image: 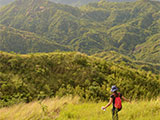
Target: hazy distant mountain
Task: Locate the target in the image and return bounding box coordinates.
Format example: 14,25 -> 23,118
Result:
50,0 -> 99,6
50,0 -> 160,6
2,0 -> 160,7
0,0 -> 14,6
1,0 -> 160,7
51,0 -> 138,6
0,0 -> 160,63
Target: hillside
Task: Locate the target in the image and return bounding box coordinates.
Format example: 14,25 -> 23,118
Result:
0,52 -> 159,107
0,0 -> 160,64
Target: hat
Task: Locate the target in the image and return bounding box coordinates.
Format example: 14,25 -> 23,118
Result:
111,85 -> 118,92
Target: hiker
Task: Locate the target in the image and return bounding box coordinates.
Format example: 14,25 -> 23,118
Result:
101,85 -> 131,120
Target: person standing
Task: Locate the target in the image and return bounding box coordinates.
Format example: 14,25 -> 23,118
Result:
102,85 -> 131,120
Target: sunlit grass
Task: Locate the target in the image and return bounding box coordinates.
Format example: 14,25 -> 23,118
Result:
0,97 -> 159,120
57,99 -> 160,120
0,97 -> 79,120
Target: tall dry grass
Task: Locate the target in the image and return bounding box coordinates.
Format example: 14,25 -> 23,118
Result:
0,96 -> 79,120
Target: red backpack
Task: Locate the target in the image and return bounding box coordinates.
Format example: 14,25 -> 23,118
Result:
114,93 -> 122,109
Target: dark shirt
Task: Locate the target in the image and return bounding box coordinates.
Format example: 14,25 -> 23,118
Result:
110,92 -> 122,110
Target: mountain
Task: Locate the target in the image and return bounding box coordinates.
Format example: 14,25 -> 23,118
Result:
0,0 -> 160,64
0,0 -> 104,54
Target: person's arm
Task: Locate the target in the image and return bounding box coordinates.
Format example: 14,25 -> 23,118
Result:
122,96 -> 131,102
102,98 -> 113,109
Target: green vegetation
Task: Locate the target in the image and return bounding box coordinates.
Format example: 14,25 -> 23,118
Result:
0,97 -> 159,120
0,51 -> 159,107
0,0 -> 159,64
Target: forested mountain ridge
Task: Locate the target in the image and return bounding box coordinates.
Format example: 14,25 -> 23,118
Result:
0,0 -> 160,64
84,0 -> 160,62
0,51 -> 159,106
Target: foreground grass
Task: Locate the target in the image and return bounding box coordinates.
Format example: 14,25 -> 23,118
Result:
0,97 -> 159,120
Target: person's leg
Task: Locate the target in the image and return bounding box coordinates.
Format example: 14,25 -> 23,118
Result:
112,108 -> 118,120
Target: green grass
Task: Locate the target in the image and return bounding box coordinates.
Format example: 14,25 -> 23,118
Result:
0,97 -> 159,120
57,100 -> 160,120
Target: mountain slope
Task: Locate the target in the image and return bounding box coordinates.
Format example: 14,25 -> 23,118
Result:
0,0 -> 159,63
133,32 -> 160,63
0,0 -> 106,54
0,24 -> 71,53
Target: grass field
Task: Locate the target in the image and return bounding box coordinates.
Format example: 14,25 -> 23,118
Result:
0,97 -> 159,120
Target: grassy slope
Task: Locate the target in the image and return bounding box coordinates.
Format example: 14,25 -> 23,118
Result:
0,97 -> 159,120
